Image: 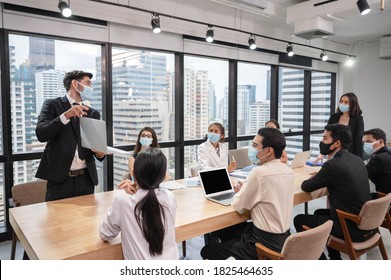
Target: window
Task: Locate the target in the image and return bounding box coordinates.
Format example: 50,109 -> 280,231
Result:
285,135 -> 304,160
0,164 -> 4,227
237,62 -> 271,135
183,56 -> 228,140
278,67 -> 305,133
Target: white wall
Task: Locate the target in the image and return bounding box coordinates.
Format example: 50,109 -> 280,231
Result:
339,40 -> 391,141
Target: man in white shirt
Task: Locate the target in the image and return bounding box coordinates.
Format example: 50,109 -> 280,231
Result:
201,127 -> 294,260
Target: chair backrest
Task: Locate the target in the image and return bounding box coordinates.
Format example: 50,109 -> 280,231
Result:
228,148 -> 251,169
190,163 -> 201,177
281,220 -> 333,260
358,193 -> 391,230
11,180 -> 47,207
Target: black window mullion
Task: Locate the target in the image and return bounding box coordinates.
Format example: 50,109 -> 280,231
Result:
228,59 -> 237,149
270,65 -> 279,120
302,70 -> 311,151
175,53 -> 184,179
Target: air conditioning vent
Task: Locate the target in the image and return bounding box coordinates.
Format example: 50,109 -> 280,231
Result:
379,36 -> 391,59
294,29 -> 334,40
209,0 -> 268,11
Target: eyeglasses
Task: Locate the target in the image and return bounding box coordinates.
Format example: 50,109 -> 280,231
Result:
141,134 -> 153,138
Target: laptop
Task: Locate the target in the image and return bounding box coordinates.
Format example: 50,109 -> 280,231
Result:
79,117 -> 107,153
198,167 -> 235,206
290,150 -> 312,169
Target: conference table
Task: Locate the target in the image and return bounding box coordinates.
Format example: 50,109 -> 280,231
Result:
9,166 -> 326,260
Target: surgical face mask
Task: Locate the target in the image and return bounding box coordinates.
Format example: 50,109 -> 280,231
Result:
76,81 -> 94,100
140,137 -> 152,147
207,132 -> 221,144
363,140 -> 379,156
319,141 -> 336,156
247,146 -> 268,165
339,103 -> 349,113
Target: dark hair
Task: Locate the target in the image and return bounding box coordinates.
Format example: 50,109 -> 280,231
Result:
63,70 -> 93,91
337,92 -> 362,116
257,127 -> 286,159
363,128 -> 386,143
133,148 -> 167,256
324,123 -> 352,149
208,122 -> 225,143
265,119 -> 280,130
134,127 -> 159,155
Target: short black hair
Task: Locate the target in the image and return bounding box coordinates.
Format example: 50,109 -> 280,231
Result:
257,127 -> 286,159
63,70 -> 93,91
324,123 -> 351,149
363,128 -> 386,143
265,119 -> 280,130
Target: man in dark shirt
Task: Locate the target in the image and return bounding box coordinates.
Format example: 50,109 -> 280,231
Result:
294,124 -> 372,260
363,128 -> 391,195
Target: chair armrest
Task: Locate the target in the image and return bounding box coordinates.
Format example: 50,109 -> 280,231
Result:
255,242 -> 284,260
336,209 -> 362,225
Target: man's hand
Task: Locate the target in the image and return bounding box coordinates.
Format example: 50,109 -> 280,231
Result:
233,181 -> 243,193
118,179 -> 139,195
64,104 -> 89,120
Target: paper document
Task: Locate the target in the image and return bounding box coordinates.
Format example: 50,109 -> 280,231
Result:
159,181 -> 186,190
184,178 -> 201,187
80,117 -> 107,153
107,146 -> 132,155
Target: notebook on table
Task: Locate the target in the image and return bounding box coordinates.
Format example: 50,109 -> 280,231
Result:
290,150 -> 312,169
198,167 -> 235,206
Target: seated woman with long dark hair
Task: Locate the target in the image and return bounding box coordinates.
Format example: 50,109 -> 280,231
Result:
100,148 -> 178,260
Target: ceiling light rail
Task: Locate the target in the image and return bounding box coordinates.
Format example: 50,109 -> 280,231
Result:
86,0 -> 355,59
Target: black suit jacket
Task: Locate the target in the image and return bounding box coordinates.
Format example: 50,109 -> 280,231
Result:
328,113 -> 364,158
301,149 -> 371,239
35,96 -> 104,184
366,146 -> 391,194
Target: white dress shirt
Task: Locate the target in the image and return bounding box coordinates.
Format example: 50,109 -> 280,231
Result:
232,159 -> 294,233
100,188 -> 179,260
197,140 -> 229,170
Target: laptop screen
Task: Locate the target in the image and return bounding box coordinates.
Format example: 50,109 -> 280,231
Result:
199,168 -> 233,195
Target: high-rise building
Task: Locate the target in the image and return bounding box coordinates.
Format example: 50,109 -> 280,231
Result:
28,37 -> 55,80
249,101 -> 270,134
35,69 -> 66,114
237,85 -> 256,135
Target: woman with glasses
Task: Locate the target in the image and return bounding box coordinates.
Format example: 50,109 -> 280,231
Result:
128,127 -> 159,179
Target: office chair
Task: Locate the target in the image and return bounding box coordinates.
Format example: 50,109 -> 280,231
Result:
256,220 -> 333,260
228,148 -> 252,169
377,192 -> 391,234
327,193 -> 391,260
10,180 -> 47,260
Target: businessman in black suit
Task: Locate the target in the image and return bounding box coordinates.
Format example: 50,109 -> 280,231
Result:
36,70 -> 106,201
363,128 -> 391,195
294,124 -> 372,260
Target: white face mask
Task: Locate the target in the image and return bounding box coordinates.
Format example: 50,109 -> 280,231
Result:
76,81 -> 94,100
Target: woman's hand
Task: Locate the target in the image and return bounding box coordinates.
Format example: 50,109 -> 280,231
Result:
313,154 -> 324,163
228,158 -> 237,172
117,179 -> 138,195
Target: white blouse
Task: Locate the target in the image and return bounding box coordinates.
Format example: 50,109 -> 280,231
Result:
197,140 -> 229,170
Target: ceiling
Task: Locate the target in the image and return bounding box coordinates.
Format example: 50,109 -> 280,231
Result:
210,0 -> 391,45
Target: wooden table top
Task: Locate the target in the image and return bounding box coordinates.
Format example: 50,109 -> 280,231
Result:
9,165 -> 325,260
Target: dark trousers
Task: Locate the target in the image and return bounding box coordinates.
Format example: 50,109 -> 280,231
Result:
294,209 -> 340,260
201,223 -> 290,260
46,170 -> 94,201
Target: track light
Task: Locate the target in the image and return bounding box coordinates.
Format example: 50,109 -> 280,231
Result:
286,43 -> 294,56
345,56 -> 355,66
58,0 -> 72,17
320,50 -> 328,61
357,0 -> 371,15
206,26 -> 214,43
151,13 -> 161,34
248,34 -> 256,50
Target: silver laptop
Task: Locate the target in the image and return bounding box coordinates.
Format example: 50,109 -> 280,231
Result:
198,167 -> 235,206
290,150 -> 312,169
79,117 -> 107,153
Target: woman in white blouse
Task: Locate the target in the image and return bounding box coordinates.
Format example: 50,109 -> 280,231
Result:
197,122 -> 236,172
100,148 -> 178,260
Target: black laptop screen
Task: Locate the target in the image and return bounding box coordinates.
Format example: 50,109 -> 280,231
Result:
199,168 -> 232,195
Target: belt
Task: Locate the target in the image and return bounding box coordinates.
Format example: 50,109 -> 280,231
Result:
69,169 -> 86,177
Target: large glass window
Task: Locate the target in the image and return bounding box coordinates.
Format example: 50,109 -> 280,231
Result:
278,67 -> 305,133
237,62 -> 271,135
311,72 -> 332,130
310,133 -> 324,160
9,34 -> 102,156
285,135 -> 304,160
183,56 -> 229,140
0,163 -> 3,227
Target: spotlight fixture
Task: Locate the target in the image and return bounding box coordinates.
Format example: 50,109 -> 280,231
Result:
286,43 -> 294,56
151,13 -> 161,34
345,56 -> 355,66
248,34 -> 256,50
205,26 -> 214,43
320,50 -> 328,61
356,0 -> 371,15
58,0 -> 72,18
